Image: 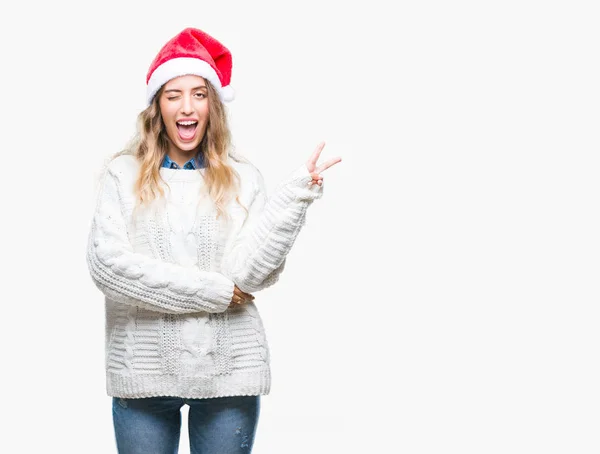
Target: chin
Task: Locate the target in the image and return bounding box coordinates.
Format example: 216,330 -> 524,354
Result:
178,141 -> 201,151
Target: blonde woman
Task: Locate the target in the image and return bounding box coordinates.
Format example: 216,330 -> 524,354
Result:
86,27 -> 341,453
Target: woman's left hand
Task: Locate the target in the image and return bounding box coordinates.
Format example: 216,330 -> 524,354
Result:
306,141 -> 342,186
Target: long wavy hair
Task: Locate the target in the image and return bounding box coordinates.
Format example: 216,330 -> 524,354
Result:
112,79 -> 244,220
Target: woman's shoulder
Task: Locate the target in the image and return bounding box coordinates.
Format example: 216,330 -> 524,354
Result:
105,152 -> 139,176
228,151 -> 265,188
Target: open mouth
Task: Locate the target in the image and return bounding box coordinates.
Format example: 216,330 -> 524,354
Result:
176,120 -> 198,141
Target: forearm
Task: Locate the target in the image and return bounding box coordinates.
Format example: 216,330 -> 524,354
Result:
87,232 -> 234,314
225,165 -> 322,293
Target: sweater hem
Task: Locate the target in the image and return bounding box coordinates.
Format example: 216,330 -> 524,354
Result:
106,367 -> 271,399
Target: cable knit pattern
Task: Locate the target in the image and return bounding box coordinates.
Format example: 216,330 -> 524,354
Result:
87,153 -> 322,398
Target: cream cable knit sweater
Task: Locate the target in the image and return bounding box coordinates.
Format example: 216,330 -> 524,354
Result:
86,153 -> 323,398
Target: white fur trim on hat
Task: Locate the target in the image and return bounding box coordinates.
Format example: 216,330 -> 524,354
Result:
146,57 -> 234,105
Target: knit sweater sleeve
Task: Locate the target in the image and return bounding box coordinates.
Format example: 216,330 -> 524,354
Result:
86,166 -> 234,314
222,164 -> 323,293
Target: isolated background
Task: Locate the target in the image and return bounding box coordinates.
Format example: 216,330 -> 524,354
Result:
1,0 -> 599,452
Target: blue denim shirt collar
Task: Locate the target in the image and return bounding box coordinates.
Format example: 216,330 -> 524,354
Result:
162,152 -> 204,170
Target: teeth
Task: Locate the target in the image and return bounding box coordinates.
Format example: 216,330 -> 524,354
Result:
177,121 -> 197,126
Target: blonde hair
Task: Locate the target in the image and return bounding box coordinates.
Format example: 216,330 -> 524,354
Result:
111,79 -> 243,220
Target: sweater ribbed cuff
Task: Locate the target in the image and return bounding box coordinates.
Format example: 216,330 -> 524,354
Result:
198,273 -> 234,312
280,164 -> 324,201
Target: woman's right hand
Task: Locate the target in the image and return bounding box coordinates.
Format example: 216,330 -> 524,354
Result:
229,285 -> 255,308
306,141 -> 342,187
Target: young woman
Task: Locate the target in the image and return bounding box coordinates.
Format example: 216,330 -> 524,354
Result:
86,27 -> 341,453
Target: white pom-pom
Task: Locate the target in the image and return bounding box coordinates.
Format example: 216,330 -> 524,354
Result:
221,85 -> 235,102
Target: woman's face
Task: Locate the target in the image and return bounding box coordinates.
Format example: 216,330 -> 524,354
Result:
159,75 -> 209,154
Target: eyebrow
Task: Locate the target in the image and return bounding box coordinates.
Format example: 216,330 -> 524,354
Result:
164,86 -> 207,93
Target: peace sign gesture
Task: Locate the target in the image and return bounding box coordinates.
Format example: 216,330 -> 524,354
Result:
306,142 -> 342,186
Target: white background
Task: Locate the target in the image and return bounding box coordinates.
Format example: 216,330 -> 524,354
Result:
0,0 -> 599,452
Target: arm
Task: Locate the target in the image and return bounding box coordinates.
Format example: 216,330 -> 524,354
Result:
222,164 -> 323,293
86,167 -> 234,314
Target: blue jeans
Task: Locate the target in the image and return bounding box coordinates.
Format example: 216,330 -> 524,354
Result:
112,395 -> 260,453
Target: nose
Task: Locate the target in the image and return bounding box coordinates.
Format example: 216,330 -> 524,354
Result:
180,93 -> 194,115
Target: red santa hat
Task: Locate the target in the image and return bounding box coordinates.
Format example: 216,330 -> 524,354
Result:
146,27 -> 234,106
